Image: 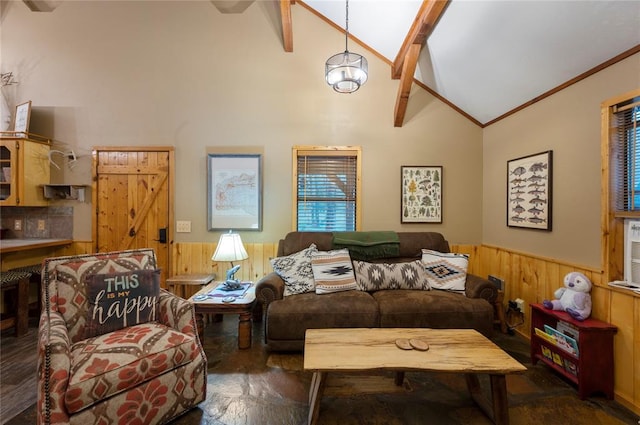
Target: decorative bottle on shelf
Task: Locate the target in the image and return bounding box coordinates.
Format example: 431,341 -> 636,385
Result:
0,91 -> 10,131
0,72 -> 18,132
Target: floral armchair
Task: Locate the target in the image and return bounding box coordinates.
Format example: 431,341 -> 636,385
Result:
37,249 -> 207,425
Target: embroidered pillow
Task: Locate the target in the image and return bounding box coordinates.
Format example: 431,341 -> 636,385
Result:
84,268 -> 161,339
311,249 -> 357,294
421,249 -> 468,295
271,244 -> 318,297
353,260 -> 430,291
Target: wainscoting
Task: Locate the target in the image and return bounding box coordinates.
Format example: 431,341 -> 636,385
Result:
2,240 -> 637,415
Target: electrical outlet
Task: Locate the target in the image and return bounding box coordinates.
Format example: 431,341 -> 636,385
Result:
14,219 -> 22,231
38,219 -> 46,231
515,298 -> 525,312
176,220 -> 191,233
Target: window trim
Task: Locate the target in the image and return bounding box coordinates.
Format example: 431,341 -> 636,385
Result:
601,88 -> 640,282
292,145 -> 362,231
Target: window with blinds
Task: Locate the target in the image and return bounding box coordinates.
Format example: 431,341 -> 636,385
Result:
614,99 -> 640,212
293,147 -> 361,231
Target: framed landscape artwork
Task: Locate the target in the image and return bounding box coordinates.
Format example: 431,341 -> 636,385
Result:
507,150 -> 552,230
207,153 -> 262,231
401,166 -> 442,223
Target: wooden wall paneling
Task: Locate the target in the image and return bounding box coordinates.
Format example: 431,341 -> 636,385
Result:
591,285 -> 611,322
450,244 -> 481,275
172,242 -> 279,283
634,297 -> 640,412
609,291 -> 635,412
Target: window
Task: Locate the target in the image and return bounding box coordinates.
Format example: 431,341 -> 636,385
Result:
613,100 -> 640,211
293,146 -> 361,231
602,89 -> 640,282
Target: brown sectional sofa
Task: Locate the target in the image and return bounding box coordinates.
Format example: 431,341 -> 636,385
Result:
255,231 -> 497,352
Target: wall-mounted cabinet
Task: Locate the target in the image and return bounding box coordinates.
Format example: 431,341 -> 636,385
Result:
0,134 -> 51,206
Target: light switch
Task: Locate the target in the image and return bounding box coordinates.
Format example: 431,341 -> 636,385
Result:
176,220 -> 191,233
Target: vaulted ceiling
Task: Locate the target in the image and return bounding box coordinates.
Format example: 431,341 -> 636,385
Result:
20,1 -> 640,128
282,0 -> 640,127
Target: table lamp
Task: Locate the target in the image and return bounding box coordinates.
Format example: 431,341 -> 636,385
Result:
212,230 -> 249,290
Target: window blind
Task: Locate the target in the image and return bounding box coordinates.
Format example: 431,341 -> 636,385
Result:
614,100 -> 640,211
296,154 -> 357,231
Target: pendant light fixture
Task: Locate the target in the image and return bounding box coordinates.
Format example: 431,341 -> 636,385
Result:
325,0 -> 368,93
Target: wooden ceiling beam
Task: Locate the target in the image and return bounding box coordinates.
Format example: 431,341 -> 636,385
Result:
281,0 -> 294,52
394,44 -> 421,127
392,0 -> 450,80
392,0 -> 450,127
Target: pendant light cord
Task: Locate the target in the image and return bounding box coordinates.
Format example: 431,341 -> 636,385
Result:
344,0 -> 350,52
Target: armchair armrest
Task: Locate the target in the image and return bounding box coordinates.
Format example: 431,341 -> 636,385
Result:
255,272 -> 285,316
38,309 -> 72,425
158,289 -> 197,336
465,273 -> 498,304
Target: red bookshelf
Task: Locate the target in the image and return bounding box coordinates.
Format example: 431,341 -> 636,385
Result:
530,303 -> 617,399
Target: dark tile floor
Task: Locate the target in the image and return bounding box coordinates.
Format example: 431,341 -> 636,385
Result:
5,315 -> 640,425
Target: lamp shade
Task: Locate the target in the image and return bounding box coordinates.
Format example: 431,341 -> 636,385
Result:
212,232 -> 248,262
325,51 -> 368,93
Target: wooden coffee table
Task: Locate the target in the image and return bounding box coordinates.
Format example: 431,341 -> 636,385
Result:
189,281 -> 256,349
304,328 -> 526,425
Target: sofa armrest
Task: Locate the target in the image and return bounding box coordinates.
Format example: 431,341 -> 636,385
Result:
255,272 -> 285,315
158,289 -> 198,336
38,309 -> 72,425
465,273 -> 497,304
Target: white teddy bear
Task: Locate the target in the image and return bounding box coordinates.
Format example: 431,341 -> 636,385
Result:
543,271 -> 592,321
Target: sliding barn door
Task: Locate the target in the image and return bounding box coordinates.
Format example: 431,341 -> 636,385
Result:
92,147 -> 174,285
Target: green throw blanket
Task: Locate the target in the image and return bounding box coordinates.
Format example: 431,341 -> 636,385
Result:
332,231 -> 400,260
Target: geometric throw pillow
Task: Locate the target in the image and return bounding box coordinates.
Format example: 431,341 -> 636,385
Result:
270,243 -> 318,297
84,268 -> 161,339
421,249 -> 468,295
311,249 -> 357,294
353,260 -> 431,291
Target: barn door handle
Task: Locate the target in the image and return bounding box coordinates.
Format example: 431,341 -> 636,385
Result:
154,228 -> 167,244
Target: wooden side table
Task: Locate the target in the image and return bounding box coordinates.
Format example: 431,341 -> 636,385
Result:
166,274 -> 215,299
493,290 -> 508,334
189,281 -> 257,349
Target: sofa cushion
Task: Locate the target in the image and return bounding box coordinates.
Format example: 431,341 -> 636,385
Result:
65,322 -> 197,414
421,249 -> 468,294
271,244 -> 318,297
84,269 -> 161,339
353,260 -> 430,291
311,249 -> 357,294
373,290 -> 493,337
266,291 -> 379,342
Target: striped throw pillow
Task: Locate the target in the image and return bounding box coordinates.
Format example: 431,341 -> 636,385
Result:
311,249 -> 357,294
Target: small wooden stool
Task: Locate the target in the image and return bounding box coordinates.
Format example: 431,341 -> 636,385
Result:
9,264 -> 42,317
167,274 -> 216,299
167,274 -> 217,323
0,271 -> 32,337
